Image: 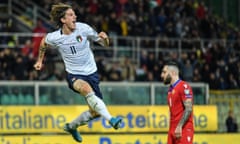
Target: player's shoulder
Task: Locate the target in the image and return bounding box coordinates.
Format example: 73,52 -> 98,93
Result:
179,80 -> 191,89
46,29 -> 61,40
45,29 -> 62,45
76,22 -> 91,29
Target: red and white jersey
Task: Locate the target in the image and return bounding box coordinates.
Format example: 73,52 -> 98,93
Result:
167,79 -> 194,130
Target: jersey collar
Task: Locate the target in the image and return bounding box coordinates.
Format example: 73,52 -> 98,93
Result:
170,79 -> 181,88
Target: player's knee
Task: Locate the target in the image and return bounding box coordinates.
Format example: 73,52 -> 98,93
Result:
81,83 -> 93,95
73,80 -> 92,95
89,110 -> 100,118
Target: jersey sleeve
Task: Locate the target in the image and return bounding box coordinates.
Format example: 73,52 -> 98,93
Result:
81,23 -> 100,42
45,33 -> 55,46
180,82 -> 193,101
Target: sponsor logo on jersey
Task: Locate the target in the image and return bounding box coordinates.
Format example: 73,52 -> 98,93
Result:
184,89 -> 190,95
184,88 -> 192,98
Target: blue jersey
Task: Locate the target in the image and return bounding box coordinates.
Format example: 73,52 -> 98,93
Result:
45,22 -> 100,75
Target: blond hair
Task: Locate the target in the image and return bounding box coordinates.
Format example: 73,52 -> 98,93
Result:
50,3 -> 72,28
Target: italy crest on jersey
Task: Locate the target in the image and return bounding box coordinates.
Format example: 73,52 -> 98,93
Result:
76,35 -> 82,42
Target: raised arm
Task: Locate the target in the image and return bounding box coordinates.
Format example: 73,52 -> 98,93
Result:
34,36 -> 48,70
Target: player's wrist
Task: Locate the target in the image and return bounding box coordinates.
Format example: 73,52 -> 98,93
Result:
177,124 -> 182,128
37,57 -> 44,63
103,37 -> 109,46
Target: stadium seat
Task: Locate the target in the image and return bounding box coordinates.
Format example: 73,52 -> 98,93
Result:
155,94 -> 166,105
17,93 -> 26,105
195,94 -> 205,105
25,94 -> 34,105
103,94 -> 112,105
1,94 -> 10,105
72,95 -> 85,105
40,95 -> 49,105
9,94 -> 18,105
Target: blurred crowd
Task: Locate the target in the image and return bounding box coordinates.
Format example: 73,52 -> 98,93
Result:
34,0 -> 240,39
0,0 -> 240,90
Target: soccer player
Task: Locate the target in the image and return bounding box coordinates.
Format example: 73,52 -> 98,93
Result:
34,3 -> 122,143
161,62 -> 194,144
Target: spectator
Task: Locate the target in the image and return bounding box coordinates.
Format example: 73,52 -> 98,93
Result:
208,72 -> 219,90
192,68 -> 201,82
146,52 -> 156,72
228,73 -> 239,89
32,19 -> 47,58
196,2 -> 206,20
226,110 -> 238,133
21,39 -> 33,57
107,62 -> 122,81
119,14 -> 129,36
182,59 -> 194,82
13,56 -> 28,80
201,63 -> 210,83
218,77 -> 228,90
145,71 -> 155,81
120,57 -> 135,81
0,0 -> 240,91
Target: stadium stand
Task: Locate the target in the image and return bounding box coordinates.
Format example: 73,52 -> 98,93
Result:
0,0 -> 239,89
0,0 -> 240,134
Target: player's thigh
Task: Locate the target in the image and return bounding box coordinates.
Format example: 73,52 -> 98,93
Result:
73,79 -> 93,96
66,72 -> 103,98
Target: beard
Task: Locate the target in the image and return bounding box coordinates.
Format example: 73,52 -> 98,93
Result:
163,74 -> 172,85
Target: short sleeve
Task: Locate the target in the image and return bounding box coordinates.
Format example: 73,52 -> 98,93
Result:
45,33 -> 55,46
81,24 -> 100,42
181,83 -> 193,101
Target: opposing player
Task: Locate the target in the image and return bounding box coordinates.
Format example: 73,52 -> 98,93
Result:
161,62 -> 194,144
34,3 -> 122,143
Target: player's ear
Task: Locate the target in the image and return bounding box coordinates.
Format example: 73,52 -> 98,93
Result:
60,17 -> 65,24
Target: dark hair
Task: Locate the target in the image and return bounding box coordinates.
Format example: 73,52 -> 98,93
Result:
166,61 -> 179,69
166,61 -> 182,78
50,3 -> 72,28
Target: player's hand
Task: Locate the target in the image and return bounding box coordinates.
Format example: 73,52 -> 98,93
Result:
98,31 -> 109,46
34,61 -> 43,70
174,126 -> 182,139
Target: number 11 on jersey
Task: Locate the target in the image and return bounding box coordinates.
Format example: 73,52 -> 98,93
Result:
70,46 -> 76,54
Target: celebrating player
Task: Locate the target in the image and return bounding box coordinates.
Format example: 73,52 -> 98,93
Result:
34,3 -> 122,143
161,61 -> 194,144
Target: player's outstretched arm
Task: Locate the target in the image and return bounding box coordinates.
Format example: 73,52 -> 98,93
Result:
97,31 -> 109,47
34,36 -> 48,70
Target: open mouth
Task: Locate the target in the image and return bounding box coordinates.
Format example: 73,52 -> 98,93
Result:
72,19 -> 76,25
